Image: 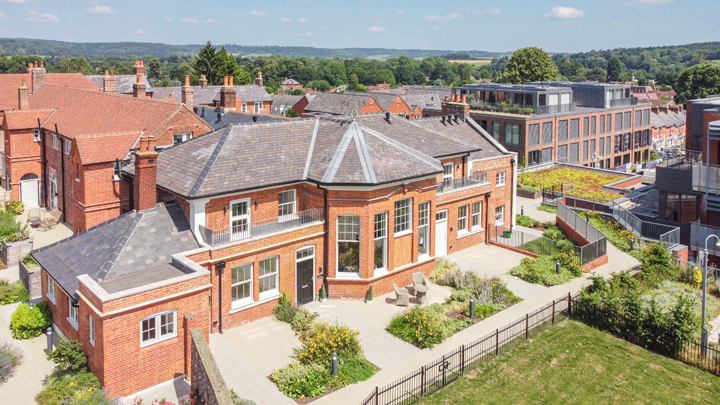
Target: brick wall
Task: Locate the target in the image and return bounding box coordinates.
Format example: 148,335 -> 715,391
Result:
3,125 -> 42,201
190,328 -> 234,405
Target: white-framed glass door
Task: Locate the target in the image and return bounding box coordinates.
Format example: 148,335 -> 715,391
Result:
49,168 -> 58,210
435,209 -> 448,257
230,198 -> 251,241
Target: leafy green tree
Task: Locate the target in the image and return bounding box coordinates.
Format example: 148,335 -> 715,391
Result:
285,109 -> 300,117
47,337 -> 87,373
307,79 -> 331,92
497,47 -> 557,84
169,62 -> 194,83
194,41 -> 218,84
373,69 -> 396,86
586,67 -> 607,82
290,88 -> 305,95
321,60 -> 347,86
348,73 -> 360,90
146,58 -> 162,80
59,56 -> 93,74
675,63 -> 720,104
606,56 -> 623,82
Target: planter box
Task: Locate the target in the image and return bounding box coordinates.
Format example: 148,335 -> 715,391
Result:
517,188 -> 542,199
2,238 -> 33,268
19,260 -> 41,299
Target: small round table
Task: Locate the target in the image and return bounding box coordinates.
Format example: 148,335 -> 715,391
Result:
414,284 -> 429,304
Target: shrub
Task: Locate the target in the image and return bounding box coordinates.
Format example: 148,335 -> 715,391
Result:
4,200 -> 24,215
450,288 -> 473,302
22,254 -> 39,268
230,389 -> 257,405
0,341 -> 23,384
519,185 -> 540,193
429,259 -> 458,282
60,387 -> 121,405
639,243 -> 675,280
48,338 -> 88,373
0,208 -> 23,241
296,323 -> 361,365
290,310 -> 316,332
337,356 -> 376,384
388,307 -> 445,348
10,301 -> 52,339
319,284 -> 327,300
0,278 -> 30,305
274,292 -> 299,323
36,370 -> 101,405
515,215 -> 540,228
271,361 -> 329,398
542,228 -> 564,241
509,256 -> 578,286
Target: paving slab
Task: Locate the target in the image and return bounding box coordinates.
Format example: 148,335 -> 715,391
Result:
122,378 -> 190,405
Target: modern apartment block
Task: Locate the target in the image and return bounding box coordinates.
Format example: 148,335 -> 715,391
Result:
434,81 -> 653,170
654,95 -> 720,264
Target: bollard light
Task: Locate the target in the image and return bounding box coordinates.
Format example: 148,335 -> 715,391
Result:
631,238 -> 634,251
46,326 -> 53,354
332,352 -> 338,376
29,302 -> 34,310
470,296 -> 475,319
521,206 -> 524,216
556,259 -> 561,275
586,211 -> 590,222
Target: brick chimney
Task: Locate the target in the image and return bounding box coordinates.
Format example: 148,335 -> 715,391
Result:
133,60 -> 145,76
103,70 -> 117,93
199,74 -> 208,89
441,92 -> 470,120
18,79 -> 29,110
133,136 -> 158,212
30,60 -> 46,93
132,74 -> 146,98
255,71 -> 264,87
181,75 -> 194,107
219,76 -> 237,111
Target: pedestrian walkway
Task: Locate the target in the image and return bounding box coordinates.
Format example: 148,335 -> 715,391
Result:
209,334 -> 296,405
305,300 -> 420,370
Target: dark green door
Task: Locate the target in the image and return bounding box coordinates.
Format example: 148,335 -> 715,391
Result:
296,259 -> 314,304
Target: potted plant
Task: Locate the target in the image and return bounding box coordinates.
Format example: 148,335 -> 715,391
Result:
319,283 -> 327,303
366,286 -> 373,304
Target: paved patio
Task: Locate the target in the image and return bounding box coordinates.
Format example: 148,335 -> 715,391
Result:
16,208 -> 74,249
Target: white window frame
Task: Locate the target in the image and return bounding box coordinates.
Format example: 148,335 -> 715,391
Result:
173,132 -> 191,145
230,198 -> 251,241
443,163 -> 453,183
278,189 -> 297,222
418,201 -> 430,258
496,171 -> 506,187
67,297 -> 78,331
89,315 -> 95,346
241,103 -> 247,113
472,201 -> 483,232
46,276 -> 56,304
394,198 -> 413,237
458,205 -> 469,235
231,263 -> 254,309
33,129 -> 41,142
337,214 -> 361,277
64,139 -> 72,156
495,205 -> 505,225
374,212 -> 387,273
258,256 -> 279,300
52,133 -> 58,150
254,102 -> 263,113
140,309 -> 177,348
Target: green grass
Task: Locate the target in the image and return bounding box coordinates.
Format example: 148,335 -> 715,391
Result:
536,204 -> 557,214
416,320 -> 720,405
515,215 -> 540,228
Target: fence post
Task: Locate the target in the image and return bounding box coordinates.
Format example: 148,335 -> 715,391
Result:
375,386 -> 379,405
525,313 -> 529,339
552,300 -> 556,324
442,353 -> 447,387
421,366 -> 426,397
568,292 -> 572,316
495,328 -> 499,356
461,344 -> 465,375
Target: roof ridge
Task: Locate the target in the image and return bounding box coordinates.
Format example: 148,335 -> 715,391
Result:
74,130 -> 145,139
37,84 -> 182,106
188,125 -> 234,197
321,121 -> 357,183
354,124 -> 377,183
97,212 -> 145,281
4,108 -> 56,114
357,122 -> 442,171
400,116 -> 481,150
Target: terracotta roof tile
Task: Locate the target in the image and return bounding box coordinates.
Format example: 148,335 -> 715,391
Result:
0,73 -> 100,111
3,109 -> 54,129
74,132 -> 143,164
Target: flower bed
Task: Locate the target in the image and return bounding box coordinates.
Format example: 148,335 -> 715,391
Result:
0,341 -> 22,384
509,252 -> 583,286
519,167 -> 623,201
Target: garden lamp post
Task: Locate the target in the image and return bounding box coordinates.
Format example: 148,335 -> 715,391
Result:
702,234 -> 720,356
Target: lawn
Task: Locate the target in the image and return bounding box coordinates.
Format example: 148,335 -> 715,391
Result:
416,320 -> 720,405
519,167 -> 624,201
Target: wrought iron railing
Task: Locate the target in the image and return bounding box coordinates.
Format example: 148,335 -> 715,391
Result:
198,207 -> 324,247
436,171 -> 488,195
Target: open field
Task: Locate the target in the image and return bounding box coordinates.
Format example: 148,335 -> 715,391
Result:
417,320 -> 720,405
449,59 -> 492,65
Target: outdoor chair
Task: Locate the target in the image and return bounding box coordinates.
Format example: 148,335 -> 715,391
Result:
38,209 -> 62,232
394,283 -> 410,307
412,272 -> 429,304
27,208 -> 42,227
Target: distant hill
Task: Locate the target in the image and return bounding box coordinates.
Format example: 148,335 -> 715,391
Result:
0,38 -> 505,59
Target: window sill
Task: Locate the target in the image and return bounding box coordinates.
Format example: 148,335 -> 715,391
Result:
373,268 -> 389,278
229,292 -> 282,314
394,230 -> 413,238
140,333 -> 177,349
231,298 -> 254,311
67,317 -> 78,331
495,221 -> 505,226
259,290 -> 280,302
457,230 -> 469,237
89,339 -> 95,347
496,184 -> 505,188
47,293 -> 55,305
459,229 -> 484,239
418,254 -> 430,261
335,272 -> 361,280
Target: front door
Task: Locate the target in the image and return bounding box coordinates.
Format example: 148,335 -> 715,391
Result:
20,179 -> 39,208
296,246 -> 315,305
435,210 -> 448,257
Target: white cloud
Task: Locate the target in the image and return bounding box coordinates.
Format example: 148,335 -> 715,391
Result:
470,7 -> 501,14
397,10 -> 406,15
280,16 -> 291,22
365,26 -> 387,32
298,32 -> 313,37
27,11 -> 58,22
0,13 -> 6,20
298,18 -> 309,23
164,16 -> 172,22
544,6 -> 584,19
203,19 -> 215,23
247,10 -> 268,17
135,29 -> 144,35
424,13 -> 462,22
181,18 -> 198,23
0,0 -> 37,3
86,5 -> 115,14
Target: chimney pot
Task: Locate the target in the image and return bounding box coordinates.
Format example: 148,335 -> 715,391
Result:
28,63 -> 33,71
111,71 -> 114,76
223,76 -> 229,87
229,76 -> 234,87
40,61 -> 44,68
138,136 -> 148,152
105,69 -> 109,76
184,75 -> 190,87
34,61 -> 38,69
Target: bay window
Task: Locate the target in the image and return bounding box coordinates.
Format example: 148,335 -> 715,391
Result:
337,215 -> 360,275
374,212 -> 387,271
394,198 -> 412,236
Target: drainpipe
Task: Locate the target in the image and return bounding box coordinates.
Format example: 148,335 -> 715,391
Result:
217,262 -> 224,334
484,192 -> 491,244
318,184 -> 329,298
510,157 -> 516,229
38,119 -> 46,207
56,124 -> 66,222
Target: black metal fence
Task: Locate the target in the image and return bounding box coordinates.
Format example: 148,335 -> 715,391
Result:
359,294 -> 574,405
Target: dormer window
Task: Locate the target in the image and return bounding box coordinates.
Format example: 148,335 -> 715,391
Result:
33,129 -> 41,142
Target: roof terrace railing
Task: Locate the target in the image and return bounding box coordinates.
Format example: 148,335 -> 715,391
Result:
692,162 -> 720,195
468,100 -> 575,116
198,207 -> 325,247
437,171 -> 488,195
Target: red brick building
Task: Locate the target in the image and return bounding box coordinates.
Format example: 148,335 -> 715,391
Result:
281,78 -> 303,91
650,110 -> 686,150
32,107 -> 516,397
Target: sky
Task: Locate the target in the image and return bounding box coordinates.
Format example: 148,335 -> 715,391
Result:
0,0 -> 717,53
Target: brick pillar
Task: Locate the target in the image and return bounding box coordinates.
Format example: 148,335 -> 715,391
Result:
199,75 -> 208,89
219,76 -> 237,111
133,136 -> 158,211
133,60 -> 145,76
255,71 -> 264,87
132,74 -> 146,98
30,61 -> 46,93
18,79 -> 29,110
181,75 -> 194,108
103,70 -> 117,93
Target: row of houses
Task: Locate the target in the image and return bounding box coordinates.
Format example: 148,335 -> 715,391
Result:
650,109 -> 686,150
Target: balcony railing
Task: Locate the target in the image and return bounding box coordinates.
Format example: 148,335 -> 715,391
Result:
608,97 -> 639,107
198,207 -> 325,247
468,101 -> 575,116
659,149 -> 701,168
437,171 -> 488,195
691,221 -> 720,256
692,163 -> 720,194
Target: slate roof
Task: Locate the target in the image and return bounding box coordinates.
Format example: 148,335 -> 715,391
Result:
87,74 -> 154,95
3,109 -> 54,130
304,93 -> 379,115
282,78 -> 301,85
32,202 -> 200,297
651,111 -> 686,129
152,85 -> 272,105
200,109 -> 290,131
401,94 -> 441,109
272,95 -> 303,108
0,73 -> 100,111
151,113 -> 508,199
